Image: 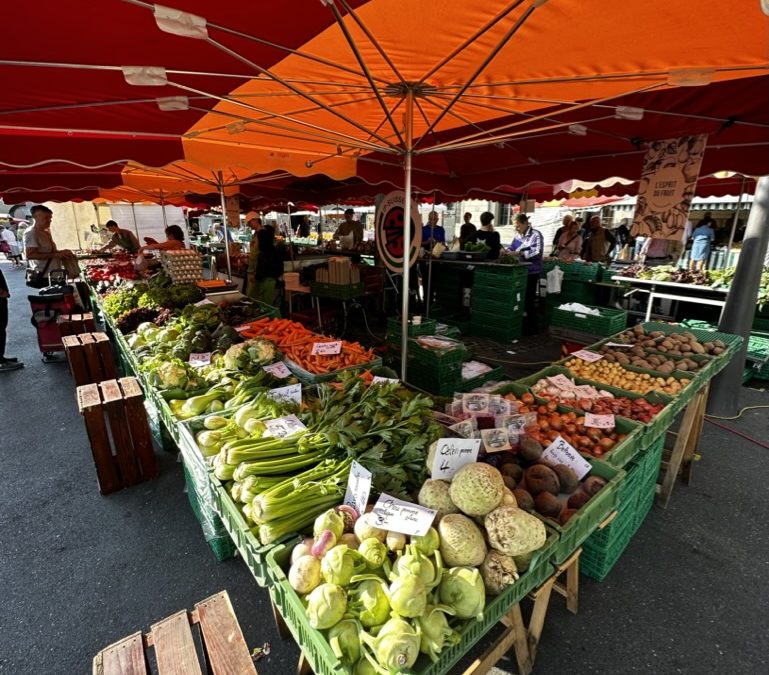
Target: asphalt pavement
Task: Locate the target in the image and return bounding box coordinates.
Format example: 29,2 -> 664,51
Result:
0,258 -> 767,674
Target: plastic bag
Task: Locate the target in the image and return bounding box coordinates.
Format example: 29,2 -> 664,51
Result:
546,266 -> 564,294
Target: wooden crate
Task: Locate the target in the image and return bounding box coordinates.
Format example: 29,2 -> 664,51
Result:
93,591 -> 257,675
63,332 -> 118,386
57,312 -> 96,337
77,377 -> 158,495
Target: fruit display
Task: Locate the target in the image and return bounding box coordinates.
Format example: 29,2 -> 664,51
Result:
564,357 -> 690,395
499,392 -> 628,459
594,345 -> 708,373
85,260 -> 141,283
611,324 -> 727,357
528,379 -> 665,424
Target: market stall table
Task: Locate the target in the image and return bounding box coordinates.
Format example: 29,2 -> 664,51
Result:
612,276 -> 730,322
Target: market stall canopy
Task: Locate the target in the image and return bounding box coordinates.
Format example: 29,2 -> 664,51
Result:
1,0 -> 767,197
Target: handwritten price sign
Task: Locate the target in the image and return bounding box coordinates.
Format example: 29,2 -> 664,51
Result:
541,435 -> 592,479
372,493 -> 437,536
263,362 -> 292,378
572,350 -> 603,363
344,461 -> 372,516
311,341 -> 342,356
267,383 -> 302,405
431,438 -> 481,479
188,352 -> 211,367
547,374 -> 574,390
584,413 -> 615,429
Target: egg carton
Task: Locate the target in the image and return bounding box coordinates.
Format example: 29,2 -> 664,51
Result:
161,250 -> 204,284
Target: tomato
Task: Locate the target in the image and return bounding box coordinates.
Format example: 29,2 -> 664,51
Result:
537,405 -> 549,416
546,400 -> 558,413
521,392 -> 535,405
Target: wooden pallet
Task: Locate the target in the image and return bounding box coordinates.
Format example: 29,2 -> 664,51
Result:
58,311 -> 96,337
63,332 -> 118,386
93,591 -> 257,675
77,376 -> 158,494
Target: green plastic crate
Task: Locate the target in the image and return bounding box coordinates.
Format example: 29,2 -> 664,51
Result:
580,515 -> 635,581
746,333 -> 769,362
640,322 -> 743,372
472,293 -> 524,314
267,528 -> 557,675
182,462 -> 236,562
386,316 -> 437,337
752,316 -> 769,332
549,281 -> 599,305
473,264 -> 530,280
543,260 -> 602,282
309,281 -> 364,300
470,307 -> 524,329
285,356 -> 383,384
551,304 -> 627,337
457,363 -> 506,392
409,336 -> 467,366
533,458 -> 626,564
404,360 -> 462,397
434,322 -> 463,340
471,322 -> 523,342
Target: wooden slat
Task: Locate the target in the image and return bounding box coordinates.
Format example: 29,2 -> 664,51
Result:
119,377 -> 143,399
96,339 -> 119,380
83,340 -> 105,385
151,610 -> 203,675
82,405 -> 122,495
101,385 -> 140,487
195,592 -> 257,675
99,380 -> 122,404
80,333 -> 96,344
77,384 -> 102,411
94,632 -> 147,675
121,380 -> 159,481
67,341 -> 92,386
61,335 -> 81,348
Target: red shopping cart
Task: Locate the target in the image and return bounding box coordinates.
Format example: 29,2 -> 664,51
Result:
28,285 -> 79,361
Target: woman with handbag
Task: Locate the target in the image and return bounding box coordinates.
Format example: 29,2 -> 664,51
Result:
23,205 -> 79,287
554,218 -> 583,261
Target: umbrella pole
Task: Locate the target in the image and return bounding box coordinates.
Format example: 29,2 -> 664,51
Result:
708,176 -> 769,415
285,202 -> 295,264
400,90 -> 414,382
426,191 -> 436,318
160,190 -> 168,227
130,203 -> 140,240
217,171 -> 233,282
71,202 -> 82,250
725,175 -> 747,268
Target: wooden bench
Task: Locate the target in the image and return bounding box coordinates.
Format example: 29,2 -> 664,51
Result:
93,591 -> 257,675
63,332 -> 118,386
58,311 -> 97,337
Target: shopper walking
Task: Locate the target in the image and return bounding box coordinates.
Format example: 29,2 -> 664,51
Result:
508,213 -> 544,335
581,216 -> 617,263
554,218 -> 583,261
0,225 -> 23,267
0,269 -> 23,371
689,218 -> 716,271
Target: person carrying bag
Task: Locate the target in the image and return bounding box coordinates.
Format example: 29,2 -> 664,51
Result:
23,205 -> 80,288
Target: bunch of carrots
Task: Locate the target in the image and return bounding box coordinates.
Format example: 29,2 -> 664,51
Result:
238,318 -> 376,374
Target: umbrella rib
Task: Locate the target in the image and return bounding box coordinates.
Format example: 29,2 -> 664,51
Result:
415,1 -> 540,148
0,123 -> 179,139
0,97 -> 204,117
418,0 -> 527,85
0,159 -> 145,170
118,0 -> 385,84
324,0 -> 406,146
590,104 -> 769,129
170,81 -> 394,154
334,0 -> 406,84
422,83 -> 663,152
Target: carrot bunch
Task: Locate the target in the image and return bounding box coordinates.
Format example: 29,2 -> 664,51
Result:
238,318 -> 376,374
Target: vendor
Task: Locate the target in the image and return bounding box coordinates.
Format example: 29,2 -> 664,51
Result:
246,227 -> 283,306
476,211 -> 502,260
138,225 -> 186,254
333,208 -> 363,249
508,213 -> 543,335
295,215 -> 312,238
24,204 -> 79,280
422,211 -> 446,247
554,217 -> 583,261
98,220 -> 140,254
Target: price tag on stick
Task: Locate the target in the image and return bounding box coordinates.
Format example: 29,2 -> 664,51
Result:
431,438 -> 481,479
584,413 -> 615,429
311,341 -> 342,355
572,350 -> 604,363
547,374 -> 574,390
541,435 -> 592,479
371,493 -> 437,536
372,376 -> 400,385
263,414 -> 307,439
344,460 -> 372,516
188,352 -> 211,367
263,362 -> 292,378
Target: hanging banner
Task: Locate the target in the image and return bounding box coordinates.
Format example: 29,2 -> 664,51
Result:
225,196 -> 240,229
630,135 -> 707,241
375,190 -> 423,273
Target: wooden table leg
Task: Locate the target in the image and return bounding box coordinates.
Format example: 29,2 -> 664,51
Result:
527,577 -> 556,663
297,653 -> 312,675
271,600 -> 290,640
460,603 -> 532,675
565,554 -> 580,615
680,383 -> 709,485
658,388 -> 703,507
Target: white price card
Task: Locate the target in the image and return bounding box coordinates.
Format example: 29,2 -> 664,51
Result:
344,460 -> 372,516
572,350 -> 604,363
573,385 -> 602,399
371,376 -> 399,385
267,383 -> 302,405
481,428 -> 511,453
194,298 -> 214,307
541,435 -> 592,479
547,374 -> 574,390
188,352 -> 211,367
431,438 -> 481,479
371,493 -> 437,536
496,414 -> 528,436
584,413 -> 615,429
234,324 -> 253,333
263,361 -> 292,378
263,414 -> 307,439
448,420 -> 475,439
462,393 -> 490,414
489,395 -> 510,416
605,342 -> 633,348
311,341 -> 342,356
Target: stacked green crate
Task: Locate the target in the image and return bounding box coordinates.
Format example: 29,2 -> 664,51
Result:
403,337 -> 467,396
432,265 -> 464,309
580,437 -> 664,581
470,266 -> 527,341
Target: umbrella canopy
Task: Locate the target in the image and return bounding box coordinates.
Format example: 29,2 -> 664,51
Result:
1,1 -> 767,189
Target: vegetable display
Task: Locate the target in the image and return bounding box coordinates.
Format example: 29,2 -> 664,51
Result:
563,358 -> 691,395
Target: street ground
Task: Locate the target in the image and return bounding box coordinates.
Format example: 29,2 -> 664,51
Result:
1,259 -> 767,674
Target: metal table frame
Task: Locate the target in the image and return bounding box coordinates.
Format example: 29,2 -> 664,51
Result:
612,276 -> 730,322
